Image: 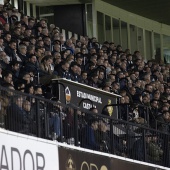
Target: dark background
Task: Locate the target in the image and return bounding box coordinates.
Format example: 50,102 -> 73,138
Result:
54,4 -> 86,36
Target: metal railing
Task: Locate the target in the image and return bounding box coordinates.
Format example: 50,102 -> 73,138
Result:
0,86 -> 169,168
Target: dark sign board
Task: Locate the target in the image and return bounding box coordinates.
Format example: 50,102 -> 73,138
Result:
52,78 -> 121,118
59,147 -> 111,170
110,158 -> 163,170
59,147 -> 166,170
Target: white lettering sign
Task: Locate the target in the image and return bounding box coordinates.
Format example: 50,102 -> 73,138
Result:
77,91 -> 102,104
0,131 -> 59,170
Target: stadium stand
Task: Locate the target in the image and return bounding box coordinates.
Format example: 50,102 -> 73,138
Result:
0,0 -> 170,168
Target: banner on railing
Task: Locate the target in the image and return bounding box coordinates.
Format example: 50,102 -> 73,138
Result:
0,129 -> 59,170
58,146 -> 166,170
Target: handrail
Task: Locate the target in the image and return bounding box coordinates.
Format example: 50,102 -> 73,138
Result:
1,85 -> 170,167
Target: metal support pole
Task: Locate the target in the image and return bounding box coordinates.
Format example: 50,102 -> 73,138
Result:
110,119 -> 114,154
44,105 -> 49,139
126,104 -> 129,121
143,129 -> 146,162
36,99 -> 41,137
59,109 -> 63,142
74,108 -> 78,146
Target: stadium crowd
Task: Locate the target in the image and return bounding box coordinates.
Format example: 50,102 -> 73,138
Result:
0,0 -> 170,165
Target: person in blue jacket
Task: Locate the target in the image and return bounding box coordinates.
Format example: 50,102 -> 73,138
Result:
82,118 -> 100,151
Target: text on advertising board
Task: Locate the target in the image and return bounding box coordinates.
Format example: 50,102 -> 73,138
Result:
0,145 -> 45,170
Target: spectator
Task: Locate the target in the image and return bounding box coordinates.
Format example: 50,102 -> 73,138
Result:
82,118 -> 100,150
148,135 -> 163,163
132,132 -> 152,161
156,111 -> 170,133
4,39 -> 17,61
40,55 -> 54,75
5,96 -> 25,132
95,119 -> 110,152
0,10 -> 8,25
0,70 -> 13,86
69,62 -> 80,82
56,61 -> 71,79
88,73 -> 98,88
22,99 -> 36,135
18,44 -> 28,66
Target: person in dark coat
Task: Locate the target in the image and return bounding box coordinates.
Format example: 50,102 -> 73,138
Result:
0,70 -> 13,86
95,119 -> 111,153
69,62 -> 80,82
5,96 -> 25,133
4,39 -> 18,61
8,60 -> 20,80
156,111 -> 170,133
22,99 -> 36,135
43,36 -> 51,51
132,133 -> 152,161
88,73 -> 99,88
56,61 -> 71,79
3,33 -> 12,48
24,54 -> 39,73
82,118 -> 100,150
0,10 -> 8,25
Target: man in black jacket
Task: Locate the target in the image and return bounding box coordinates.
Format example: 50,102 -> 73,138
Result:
56,61 -> 71,79
6,96 -> 25,133
4,39 -> 17,61
70,62 -> 80,82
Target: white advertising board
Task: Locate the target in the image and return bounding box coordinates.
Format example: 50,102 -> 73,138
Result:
0,129 -> 59,170
0,0 -> 3,5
